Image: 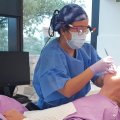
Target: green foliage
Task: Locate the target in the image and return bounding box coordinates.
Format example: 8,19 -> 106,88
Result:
0,17 -> 7,28
23,0 -> 69,54
23,0 -> 67,35
0,29 -> 8,51
0,17 -> 8,51
24,35 -> 43,54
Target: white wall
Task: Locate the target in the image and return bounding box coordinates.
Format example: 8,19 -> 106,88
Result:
97,0 -> 120,65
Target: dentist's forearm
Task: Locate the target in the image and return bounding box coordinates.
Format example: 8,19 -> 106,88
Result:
59,68 -> 94,97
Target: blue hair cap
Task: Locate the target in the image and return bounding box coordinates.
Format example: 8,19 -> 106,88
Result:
50,4 -> 88,32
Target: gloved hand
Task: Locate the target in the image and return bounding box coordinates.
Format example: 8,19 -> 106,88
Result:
90,56 -> 116,74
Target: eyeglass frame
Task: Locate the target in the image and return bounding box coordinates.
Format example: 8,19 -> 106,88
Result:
68,24 -> 95,34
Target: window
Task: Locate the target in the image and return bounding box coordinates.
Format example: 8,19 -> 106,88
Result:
0,0 -> 23,51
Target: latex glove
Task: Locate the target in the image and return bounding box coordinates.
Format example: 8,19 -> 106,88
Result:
90,56 -> 116,74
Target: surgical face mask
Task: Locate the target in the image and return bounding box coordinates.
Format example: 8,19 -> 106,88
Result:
66,31 -> 87,49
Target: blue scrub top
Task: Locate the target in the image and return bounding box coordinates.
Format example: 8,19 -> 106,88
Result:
33,38 -> 101,109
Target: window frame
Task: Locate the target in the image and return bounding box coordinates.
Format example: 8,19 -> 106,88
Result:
91,0 -> 100,49
0,0 -> 23,52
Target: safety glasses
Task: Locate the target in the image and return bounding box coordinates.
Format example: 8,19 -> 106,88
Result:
69,24 -> 96,34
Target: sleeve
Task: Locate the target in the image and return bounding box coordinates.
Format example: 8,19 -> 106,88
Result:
33,48 -> 71,99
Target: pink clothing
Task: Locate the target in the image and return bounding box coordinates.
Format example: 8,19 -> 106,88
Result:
0,95 -> 28,114
64,94 -> 120,120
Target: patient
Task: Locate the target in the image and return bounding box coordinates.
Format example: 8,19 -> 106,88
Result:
23,66 -> 120,120
64,66 -> 120,120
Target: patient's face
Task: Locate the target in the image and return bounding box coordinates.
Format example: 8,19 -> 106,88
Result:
100,66 -> 120,105
104,66 -> 120,85
103,66 -> 120,96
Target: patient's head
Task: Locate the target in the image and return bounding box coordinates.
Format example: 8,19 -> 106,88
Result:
103,66 -> 120,88
100,66 -> 120,105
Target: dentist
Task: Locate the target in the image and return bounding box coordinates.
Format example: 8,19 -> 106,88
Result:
33,4 -> 115,110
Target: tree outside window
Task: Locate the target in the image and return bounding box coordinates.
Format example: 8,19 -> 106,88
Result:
0,17 -> 8,51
